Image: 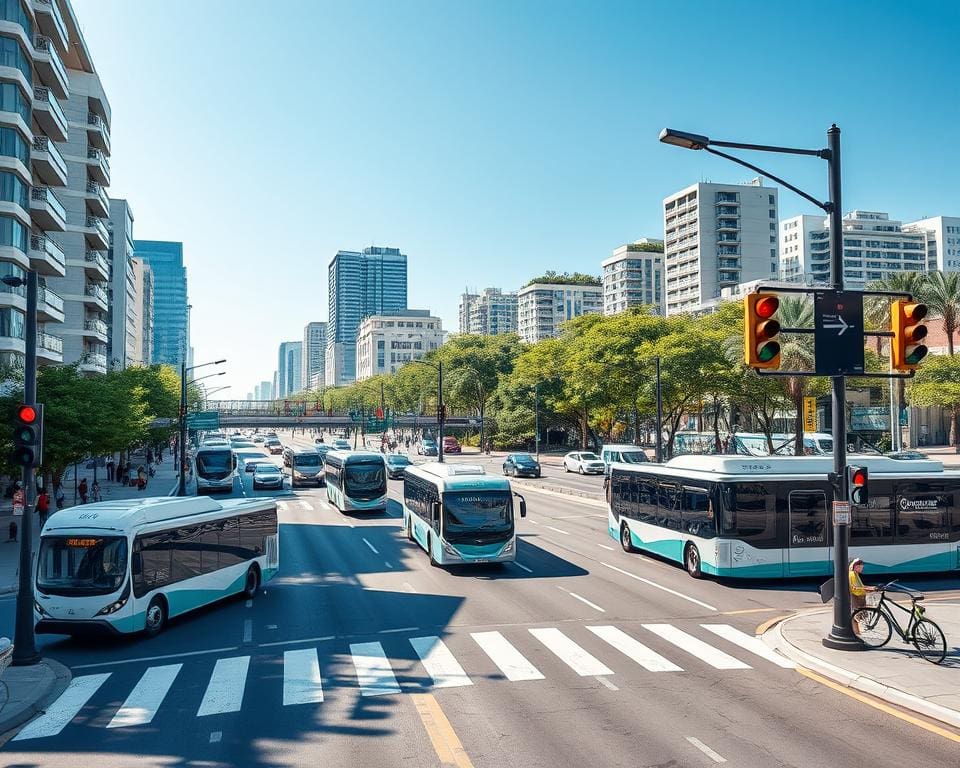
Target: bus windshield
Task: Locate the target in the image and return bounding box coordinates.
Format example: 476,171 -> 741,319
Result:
293,453 -> 321,467
344,460 -> 386,499
38,536 -> 128,596
443,491 -> 513,542
197,450 -> 232,478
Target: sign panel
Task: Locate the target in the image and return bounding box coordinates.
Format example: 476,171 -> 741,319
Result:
803,397 -> 817,432
149,417 -> 173,428
12,488 -> 24,516
832,500 -> 851,525
814,290 -> 865,376
185,411 -> 220,430
851,406 -> 889,431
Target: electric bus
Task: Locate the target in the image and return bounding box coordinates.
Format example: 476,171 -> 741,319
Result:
324,450 -> 388,512
195,444 -> 236,494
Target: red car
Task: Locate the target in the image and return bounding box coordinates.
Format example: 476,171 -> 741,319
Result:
442,436 -> 461,454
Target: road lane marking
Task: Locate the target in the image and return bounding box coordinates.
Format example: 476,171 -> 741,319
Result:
600,562 -> 718,611
544,525 -> 570,535
512,561 -> 533,574
410,636 -> 473,688
411,693 -> 476,768
259,635 -> 335,648
107,664 -> 182,728
471,631 -> 544,681
642,625 -> 750,670
197,656 -> 250,716
587,625 -> 683,672
597,543 -> 615,551
700,624 -> 796,668
529,627 -> 614,677
242,619 -> 253,644
686,736 -> 727,763
384,560 -> 393,568
350,641 -> 401,696
557,586 -> 605,612
283,648 -> 324,705
403,582 -> 418,593
379,626 -> 419,634
12,673 -> 111,740
526,519 -> 540,525
595,676 -> 619,691
362,537 -> 379,554
72,646 -> 240,669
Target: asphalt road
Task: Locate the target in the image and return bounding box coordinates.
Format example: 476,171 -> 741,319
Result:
3,430 -> 959,767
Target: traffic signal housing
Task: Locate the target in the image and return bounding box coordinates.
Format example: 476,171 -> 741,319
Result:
847,465 -> 868,505
11,402 -> 43,467
891,299 -> 928,371
744,293 -> 781,369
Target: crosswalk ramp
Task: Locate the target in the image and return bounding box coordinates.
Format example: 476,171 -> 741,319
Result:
12,623 -> 793,741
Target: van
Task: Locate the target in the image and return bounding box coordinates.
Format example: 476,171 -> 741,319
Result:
600,444 -> 651,469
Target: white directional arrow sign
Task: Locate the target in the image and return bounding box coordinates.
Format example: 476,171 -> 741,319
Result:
814,290 -> 865,375
822,315 -> 850,335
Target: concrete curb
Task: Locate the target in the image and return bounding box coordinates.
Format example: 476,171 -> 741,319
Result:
763,610 -> 960,730
517,482 -> 606,508
0,657 -> 71,741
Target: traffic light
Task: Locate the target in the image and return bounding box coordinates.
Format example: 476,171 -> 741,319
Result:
744,293 -> 781,369
437,404 -> 446,422
891,299 -> 928,371
11,403 -> 43,467
847,465 -> 868,505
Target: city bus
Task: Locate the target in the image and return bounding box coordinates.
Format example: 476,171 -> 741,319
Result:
324,450 -> 388,512
607,454 -> 960,579
195,444 -> 236,494
402,463 -> 526,566
34,496 -> 279,636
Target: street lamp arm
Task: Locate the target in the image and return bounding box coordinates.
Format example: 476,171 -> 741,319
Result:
186,358 -> 226,374
708,138 -> 827,158
704,146 -> 830,212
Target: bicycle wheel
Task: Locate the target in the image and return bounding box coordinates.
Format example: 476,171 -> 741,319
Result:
852,608 -> 891,648
912,618 -> 947,664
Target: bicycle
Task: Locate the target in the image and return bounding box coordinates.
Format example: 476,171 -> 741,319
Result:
852,581 -> 947,664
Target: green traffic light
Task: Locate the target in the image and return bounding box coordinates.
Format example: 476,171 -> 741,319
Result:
757,342 -> 780,363
905,345 -> 928,365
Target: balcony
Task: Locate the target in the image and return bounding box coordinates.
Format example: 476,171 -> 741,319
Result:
33,86 -> 67,142
31,136 -> 67,186
83,318 -> 109,340
37,286 -> 64,323
86,147 -> 110,184
32,0 -> 69,53
84,283 -> 108,309
30,186 -> 66,231
37,331 -> 63,363
86,113 -> 110,153
84,249 -> 109,279
79,352 -> 107,374
33,36 -> 68,98
84,215 -> 109,249
29,233 -> 65,276
85,181 -> 109,218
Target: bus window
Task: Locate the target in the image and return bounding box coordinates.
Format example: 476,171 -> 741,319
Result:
850,480 -> 893,544
723,483 -> 777,547
611,470 -> 630,520
637,479 -> 657,522
787,491 -> 828,547
657,483 -> 681,530
682,486 -> 715,538
895,483 -> 952,543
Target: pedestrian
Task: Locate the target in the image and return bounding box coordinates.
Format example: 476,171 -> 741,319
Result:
92,480 -> 102,503
78,478 -> 88,504
128,464 -> 137,487
7,520 -> 16,542
849,557 -> 876,636
55,485 -> 65,509
147,449 -> 154,464
106,459 -> 115,482
137,465 -> 147,490
36,487 -> 50,526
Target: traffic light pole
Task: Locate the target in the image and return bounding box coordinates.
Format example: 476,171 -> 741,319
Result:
437,361 -> 444,464
178,360 -> 188,496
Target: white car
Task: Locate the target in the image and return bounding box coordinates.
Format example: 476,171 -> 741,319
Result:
332,439 -> 352,451
563,451 -> 606,475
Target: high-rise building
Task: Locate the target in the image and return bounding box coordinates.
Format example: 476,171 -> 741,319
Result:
256,379 -> 272,400
902,216 -> 960,272
130,257 -> 152,366
662,179 -> 779,315
326,246 -> 407,386
133,240 -> 189,366
780,211 -> 926,286
356,310 -> 444,380
302,321 -> 326,390
517,281 -> 603,344
106,198 -> 136,368
277,340 -> 302,397
602,239 -> 665,316
459,288 -> 518,335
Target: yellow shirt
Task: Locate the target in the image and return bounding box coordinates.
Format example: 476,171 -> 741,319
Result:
849,569 -> 866,597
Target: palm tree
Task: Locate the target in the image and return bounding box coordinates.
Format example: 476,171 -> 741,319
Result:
778,297 -> 816,455
921,271 -> 960,356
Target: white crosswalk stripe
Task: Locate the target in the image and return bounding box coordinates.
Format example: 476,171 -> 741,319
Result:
471,631 -> 544,681
642,624 -> 751,670
586,625 -> 683,672
277,501 -> 289,511
350,641 -> 401,696
283,648 -> 324,705
197,656 -> 250,715
409,636 -> 473,688
298,501 -> 313,511
107,664 -> 182,728
699,624 -> 795,668
529,627 -> 614,677
12,673 -> 111,740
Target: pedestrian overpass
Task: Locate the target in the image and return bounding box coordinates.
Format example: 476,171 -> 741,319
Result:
205,400 -> 475,430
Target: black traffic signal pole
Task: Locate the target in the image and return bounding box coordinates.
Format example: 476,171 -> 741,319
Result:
438,361 -> 444,464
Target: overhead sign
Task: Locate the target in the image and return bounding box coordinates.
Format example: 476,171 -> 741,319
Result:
149,417 -> 173,428
186,411 -> 220,430
814,290 -> 865,376
803,397 -> 817,432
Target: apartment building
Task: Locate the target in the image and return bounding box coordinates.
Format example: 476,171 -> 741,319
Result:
517,281 -> 602,344
458,288 -> 518,335
302,321 -> 326,390
602,239 -> 664,316
356,309 -> 443,381
277,340 -> 302,397
902,216 -> 960,272
663,179 -> 778,315
130,256 -> 152,365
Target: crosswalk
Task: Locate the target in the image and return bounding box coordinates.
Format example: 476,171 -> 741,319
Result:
12,622 -> 793,741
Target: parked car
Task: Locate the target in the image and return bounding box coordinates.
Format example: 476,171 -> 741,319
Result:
332,438 -> 352,451
385,454 -> 412,479
442,436 -> 462,454
562,451 -> 605,474
253,462 -> 284,490
503,453 -> 541,478
418,439 -> 438,456
265,438 -> 283,455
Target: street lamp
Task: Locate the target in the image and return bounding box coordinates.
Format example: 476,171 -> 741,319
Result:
179,358 -> 226,496
660,123 -> 859,650
410,359 -> 444,463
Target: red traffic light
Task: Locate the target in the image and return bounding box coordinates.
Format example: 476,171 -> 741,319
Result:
754,296 -> 779,319
852,469 -> 867,486
16,404 -> 37,423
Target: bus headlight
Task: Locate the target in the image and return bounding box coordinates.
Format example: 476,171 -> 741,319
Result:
96,594 -> 129,616
442,540 -> 460,557
34,600 -> 49,617
500,539 -> 515,555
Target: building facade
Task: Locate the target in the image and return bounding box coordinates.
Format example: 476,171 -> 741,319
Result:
517,282 -> 603,344
106,197 -> 136,368
602,239 -> 664,316
277,340 -> 302,397
663,179 -> 779,315
302,320 -> 326,391
326,246 -> 407,386
356,310 -> 443,381
902,216 -> 960,272
133,239 -> 189,366
458,288 -> 518,335
129,256 -> 152,365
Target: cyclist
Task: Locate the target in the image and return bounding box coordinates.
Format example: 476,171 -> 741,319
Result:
849,557 -> 876,634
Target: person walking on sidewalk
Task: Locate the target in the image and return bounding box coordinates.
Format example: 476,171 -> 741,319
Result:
92,479 -> 102,503
849,557 -> 876,635
78,478 -> 88,504
106,459 -> 115,482
36,487 -> 50,526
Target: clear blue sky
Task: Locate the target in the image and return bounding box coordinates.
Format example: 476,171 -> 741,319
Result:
72,0 -> 960,397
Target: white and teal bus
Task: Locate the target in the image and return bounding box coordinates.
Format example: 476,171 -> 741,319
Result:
324,450 -> 388,512
403,463 -> 526,566
35,495 -> 279,636
607,454 -> 960,579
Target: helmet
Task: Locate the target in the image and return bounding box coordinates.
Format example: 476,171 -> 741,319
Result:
850,557 -> 864,567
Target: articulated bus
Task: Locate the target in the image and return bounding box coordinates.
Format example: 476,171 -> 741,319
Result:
403,463 -> 526,566
35,496 -> 279,636
324,451 -> 388,512
607,454 -> 960,579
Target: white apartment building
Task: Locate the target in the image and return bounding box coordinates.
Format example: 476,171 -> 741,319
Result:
356,310 -> 444,381
458,288 -> 518,335
302,321 -> 326,390
780,210 -> 926,285
130,256 -> 152,366
663,179 -> 779,315
107,197 -> 136,368
902,216 -> 960,272
517,282 -> 602,344
601,238 -> 664,316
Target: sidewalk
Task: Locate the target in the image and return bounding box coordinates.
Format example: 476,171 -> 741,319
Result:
764,602 -> 960,729
0,658 -> 71,739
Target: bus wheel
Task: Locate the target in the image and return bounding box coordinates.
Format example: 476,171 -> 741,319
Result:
684,543 -> 703,579
243,565 -> 261,599
144,596 -> 167,637
620,523 -> 635,553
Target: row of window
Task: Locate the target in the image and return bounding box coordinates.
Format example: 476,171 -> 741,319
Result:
404,474 -> 440,524
0,169 -> 28,210
0,81 -> 29,125
0,35 -> 31,83
0,125 -> 28,167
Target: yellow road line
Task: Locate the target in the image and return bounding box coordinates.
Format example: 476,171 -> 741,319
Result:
796,667 -> 960,744
411,693 -> 475,768
755,613 -> 795,635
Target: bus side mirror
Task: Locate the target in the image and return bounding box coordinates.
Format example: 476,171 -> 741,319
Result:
431,501 -> 441,519
516,495 -> 526,518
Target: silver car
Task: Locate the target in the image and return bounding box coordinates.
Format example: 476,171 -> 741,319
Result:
253,462 -> 284,490
562,451 -> 606,475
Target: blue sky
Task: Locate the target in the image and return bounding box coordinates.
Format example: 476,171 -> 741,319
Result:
72,0 -> 960,397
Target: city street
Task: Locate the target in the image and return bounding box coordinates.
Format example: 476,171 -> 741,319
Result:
2,432 -> 959,766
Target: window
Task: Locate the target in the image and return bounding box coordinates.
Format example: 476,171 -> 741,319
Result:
0,81 -> 29,124
895,482 -> 952,543
769,209 -> 776,218
170,525 -> 203,582
850,483 -> 893,544
657,482 -> 681,529
134,532 -> 172,597
682,487 -> 716,538
723,483 -> 777,547
0,126 -> 27,166
611,470 -> 635,520
0,214 -> 27,251
0,306 -> 24,339
0,36 -> 30,82
769,223 -> 776,231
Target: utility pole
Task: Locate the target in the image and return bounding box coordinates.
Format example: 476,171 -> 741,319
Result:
534,382 -> 540,460
655,356 -> 663,463
178,359 -> 188,496
437,361 -> 445,463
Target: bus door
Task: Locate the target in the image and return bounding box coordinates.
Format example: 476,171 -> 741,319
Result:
786,489 -> 831,576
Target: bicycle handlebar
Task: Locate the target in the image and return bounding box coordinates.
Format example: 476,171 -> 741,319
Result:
878,580 -> 924,600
